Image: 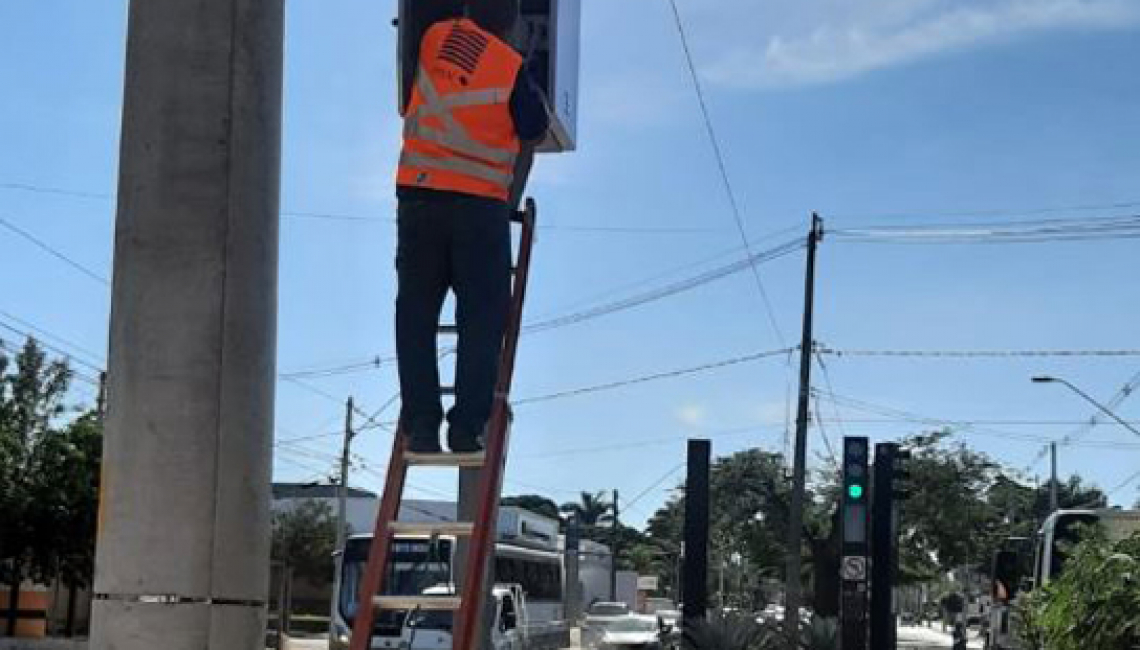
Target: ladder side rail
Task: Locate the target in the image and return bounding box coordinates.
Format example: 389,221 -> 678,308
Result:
454,199 -> 538,650
347,434 -> 411,650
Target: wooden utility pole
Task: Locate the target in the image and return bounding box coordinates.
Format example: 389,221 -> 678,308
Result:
785,214 -> 824,648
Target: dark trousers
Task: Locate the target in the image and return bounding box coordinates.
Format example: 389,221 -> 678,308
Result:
395,190 -> 511,437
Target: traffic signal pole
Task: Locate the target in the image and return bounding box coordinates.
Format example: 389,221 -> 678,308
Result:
840,437 -> 870,650
871,444 -> 899,649
785,214 -> 824,648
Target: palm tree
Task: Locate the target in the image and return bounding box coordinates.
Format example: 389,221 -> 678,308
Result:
560,491 -> 614,527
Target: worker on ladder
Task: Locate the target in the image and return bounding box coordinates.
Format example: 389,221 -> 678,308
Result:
395,0 -> 548,455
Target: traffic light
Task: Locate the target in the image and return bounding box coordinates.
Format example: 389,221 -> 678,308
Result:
891,447 -> 912,500
870,442 -> 910,650
842,437 -> 869,547
840,437 -> 870,650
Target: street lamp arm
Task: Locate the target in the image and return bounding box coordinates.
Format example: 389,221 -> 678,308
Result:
1053,378 -> 1140,439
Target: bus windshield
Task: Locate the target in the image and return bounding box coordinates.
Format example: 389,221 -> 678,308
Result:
339,538 -> 453,627
1049,513 -> 1098,580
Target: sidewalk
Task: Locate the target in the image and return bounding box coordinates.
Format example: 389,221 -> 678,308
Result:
898,623 -> 985,649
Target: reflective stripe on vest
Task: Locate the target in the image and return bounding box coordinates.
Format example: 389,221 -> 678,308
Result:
403,65 -> 517,174
399,150 -> 513,187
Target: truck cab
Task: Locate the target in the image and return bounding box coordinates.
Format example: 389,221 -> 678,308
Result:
403,584 -> 528,650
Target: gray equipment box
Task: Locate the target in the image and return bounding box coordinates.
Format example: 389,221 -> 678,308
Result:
397,0 -> 580,153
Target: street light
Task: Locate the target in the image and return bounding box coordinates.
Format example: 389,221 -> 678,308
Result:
1031,376 -> 1140,438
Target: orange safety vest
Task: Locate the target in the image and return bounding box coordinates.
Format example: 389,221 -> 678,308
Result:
397,18 -> 523,202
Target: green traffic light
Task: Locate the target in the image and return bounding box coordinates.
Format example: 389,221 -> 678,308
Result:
848,484 -> 864,499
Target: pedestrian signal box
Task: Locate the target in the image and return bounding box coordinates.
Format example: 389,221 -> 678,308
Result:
397,0 -> 580,153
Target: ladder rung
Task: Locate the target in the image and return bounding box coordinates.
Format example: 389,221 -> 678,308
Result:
438,324 -> 459,335
405,451 -> 486,468
389,521 -> 474,536
374,596 -> 462,611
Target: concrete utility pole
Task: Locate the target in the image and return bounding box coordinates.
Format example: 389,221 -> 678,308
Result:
565,515 -> 582,623
96,371 -> 107,420
91,0 -> 283,647
337,396 -> 356,554
1050,442 -> 1059,513
611,489 -> 620,601
785,214 -> 824,647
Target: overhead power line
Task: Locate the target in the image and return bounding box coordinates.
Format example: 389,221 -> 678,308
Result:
623,463 -> 687,514
515,347 -> 794,406
665,0 -> 786,347
0,215 -> 109,286
828,199 -> 1140,223
524,238 -> 803,334
0,181 -> 713,236
830,213 -> 1140,245
818,348 -> 1140,359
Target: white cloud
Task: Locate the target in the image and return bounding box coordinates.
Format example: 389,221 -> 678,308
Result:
676,403 -> 707,427
696,0 -> 1140,88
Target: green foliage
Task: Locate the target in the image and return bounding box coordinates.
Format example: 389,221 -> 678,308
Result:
680,614 -> 837,650
271,499 -> 339,583
501,494 -> 560,522
1018,531 -> 1140,650
799,617 -> 838,650
681,612 -> 777,650
560,490 -> 614,527
0,337 -> 98,590
644,449 -> 837,611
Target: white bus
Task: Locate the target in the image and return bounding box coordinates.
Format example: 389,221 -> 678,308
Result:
990,508 -> 1140,649
331,508 -> 569,650
1032,508 -> 1140,586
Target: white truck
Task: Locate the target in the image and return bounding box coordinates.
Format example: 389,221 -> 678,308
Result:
402,584 -> 530,650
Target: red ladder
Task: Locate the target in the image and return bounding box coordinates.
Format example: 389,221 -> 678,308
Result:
348,198 -> 537,650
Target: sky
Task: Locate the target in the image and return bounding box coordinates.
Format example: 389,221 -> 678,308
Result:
1,0 -> 1139,529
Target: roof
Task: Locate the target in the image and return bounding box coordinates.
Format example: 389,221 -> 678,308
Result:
272,482 -> 376,500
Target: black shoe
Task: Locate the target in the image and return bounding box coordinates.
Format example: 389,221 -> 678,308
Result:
404,421 -> 442,454
447,425 -> 484,453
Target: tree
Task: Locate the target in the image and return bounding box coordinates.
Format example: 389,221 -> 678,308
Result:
271,500 -> 339,583
896,430 -> 1004,576
0,337 -> 77,635
560,491 -> 614,527
643,449 -> 839,612
501,494 -> 560,522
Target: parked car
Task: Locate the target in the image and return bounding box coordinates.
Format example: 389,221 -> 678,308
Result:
586,614 -> 667,650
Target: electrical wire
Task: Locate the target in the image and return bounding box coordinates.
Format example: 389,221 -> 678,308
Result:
523,238 -> 803,335
514,347 -> 794,406
622,463 -> 687,514
0,310 -> 105,367
830,214 -> 1140,245
0,215 -> 109,286
276,237 -> 802,381
664,0 -> 786,347
828,199 -> 1140,223
818,347 -> 1140,359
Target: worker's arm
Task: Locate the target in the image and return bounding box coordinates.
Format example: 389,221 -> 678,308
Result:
510,62 -> 550,145
507,63 -> 549,208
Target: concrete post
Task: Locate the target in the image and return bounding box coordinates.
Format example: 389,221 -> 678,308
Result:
90,0 -> 283,648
